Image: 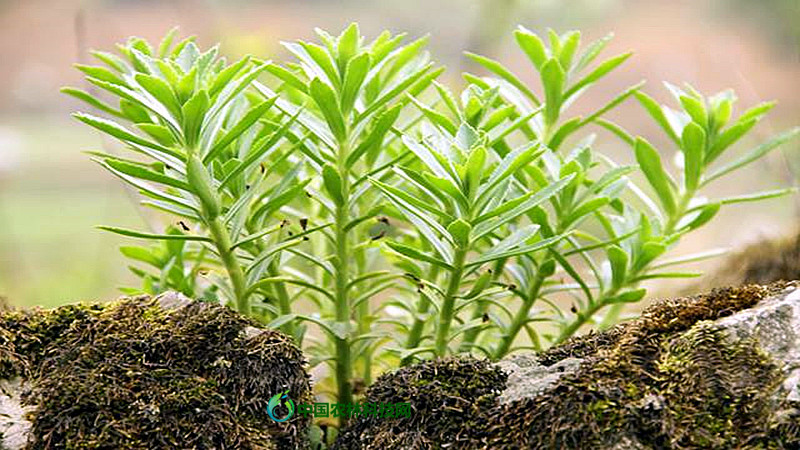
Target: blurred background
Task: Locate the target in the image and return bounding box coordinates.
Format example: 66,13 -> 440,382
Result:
0,0 -> 798,308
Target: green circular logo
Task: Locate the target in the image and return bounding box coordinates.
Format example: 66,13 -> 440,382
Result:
267,390 -> 295,422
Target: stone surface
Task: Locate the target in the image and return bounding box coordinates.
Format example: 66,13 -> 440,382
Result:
496,354 -> 582,404
335,282 -> 800,449
0,293 -> 311,449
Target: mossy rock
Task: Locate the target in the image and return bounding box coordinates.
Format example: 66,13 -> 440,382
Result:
0,292 -> 311,449
334,283 -> 800,449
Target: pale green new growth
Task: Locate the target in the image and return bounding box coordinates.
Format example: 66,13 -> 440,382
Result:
65,24 -> 799,427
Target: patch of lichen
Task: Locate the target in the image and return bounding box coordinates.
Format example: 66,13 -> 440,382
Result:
334,283 -> 799,449
0,296 -> 311,449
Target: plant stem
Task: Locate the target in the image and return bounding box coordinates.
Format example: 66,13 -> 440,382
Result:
493,271 -> 545,359
208,217 -> 250,315
269,265 -> 296,336
554,298 -> 605,345
434,247 -> 468,357
458,258 -> 506,353
401,265 -> 440,366
333,139 -> 353,420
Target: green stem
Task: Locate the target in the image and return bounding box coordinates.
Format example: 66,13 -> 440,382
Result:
554,299 -> 605,345
434,248 -> 468,357
401,265 -> 440,366
493,271 -> 545,359
271,227 -> 296,337
208,217 -> 250,315
268,264 -> 296,337
458,258 -> 506,353
333,140 -> 353,420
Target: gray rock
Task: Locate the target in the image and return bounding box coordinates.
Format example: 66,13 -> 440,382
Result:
0,379 -> 33,450
496,354 -> 582,404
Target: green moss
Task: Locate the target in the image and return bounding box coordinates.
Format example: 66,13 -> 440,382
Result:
0,296 -> 311,449
334,283 -> 800,449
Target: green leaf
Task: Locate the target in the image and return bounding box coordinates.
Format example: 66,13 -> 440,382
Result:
286,41 -> 340,89
679,95 -> 707,128
606,288 -> 646,304
717,188 -> 797,206
634,241 -> 667,271
219,110 -> 300,189
61,87 -> 123,118
309,78 -> 347,142
186,153 -> 220,219
209,56 -> 251,98
266,64 -> 308,93
74,64 -> 125,85
478,143 -> 543,204
466,52 -> 540,105
514,27 -> 548,71
634,137 -> 676,215
371,177 -> 451,221
181,90 -> 209,149
322,164 -> 344,206
574,33 -> 613,72
738,101 -> 775,123
102,158 -> 189,191
541,58 -> 565,127
681,122 -> 705,191
684,202 -> 720,231
97,226 -> 212,242
564,53 -> 631,99
73,113 -> 177,157
356,63 -> 440,124
408,95 -> 457,135
337,23 -> 360,70
386,241 -> 454,271
134,73 -> 181,119
704,127 -> 800,184
347,104 -> 402,167
607,245 -> 628,290
447,219 -> 472,248
563,197 -> 609,227
204,97 -> 277,163
705,118 -> 757,164
138,123 -> 177,147
634,91 -> 680,145
632,272 -> 701,282
558,31 -> 581,70
340,52 -> 370,114
469,235 -> 563,267
473,173 -> 574,241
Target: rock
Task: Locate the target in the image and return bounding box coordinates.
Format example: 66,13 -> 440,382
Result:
496,354 -> 582,404
334,282 -> 800,449
0,293 -> 311,449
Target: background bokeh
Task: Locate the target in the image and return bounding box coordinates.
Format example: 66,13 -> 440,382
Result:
1,0 -> 798,308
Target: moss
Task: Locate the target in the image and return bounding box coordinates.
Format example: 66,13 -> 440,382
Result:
0,296 -> 311,449
332,358 -> 506,449
334,283 -> 799,449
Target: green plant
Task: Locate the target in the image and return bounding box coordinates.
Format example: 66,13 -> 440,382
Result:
65,25 -> 799,429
